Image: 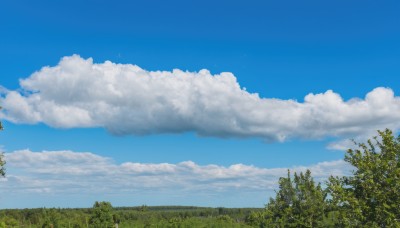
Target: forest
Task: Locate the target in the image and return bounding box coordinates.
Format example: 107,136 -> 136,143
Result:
0,205 -> 260,227
0,128 -> 400,227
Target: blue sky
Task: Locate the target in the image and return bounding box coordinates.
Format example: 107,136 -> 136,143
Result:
0,0 -> 399,208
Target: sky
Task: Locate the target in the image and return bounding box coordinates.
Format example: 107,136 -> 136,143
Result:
0,0 -> 399,208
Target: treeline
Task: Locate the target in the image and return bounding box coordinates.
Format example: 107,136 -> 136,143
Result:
1,129 -> 399,227
0,204 -> 261,227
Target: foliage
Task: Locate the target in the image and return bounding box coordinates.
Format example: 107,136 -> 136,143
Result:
41,208 -> 62,227
0,206 -> 258,227
89,201 -> 114,228
263,169 -> 329,227
247,129 -> 400,227
328,129 -> 400,227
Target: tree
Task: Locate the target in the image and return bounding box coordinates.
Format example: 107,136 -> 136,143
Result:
89,201 -> 114,228
41,208 -> 61,228
328,129 -> 400,227
263,169 -> 329,227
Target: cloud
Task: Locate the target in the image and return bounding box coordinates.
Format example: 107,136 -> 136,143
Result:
1,55 -> 400,141
2,149 -> 351,197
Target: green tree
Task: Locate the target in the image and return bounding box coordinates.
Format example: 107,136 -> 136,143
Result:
263,169 -> 328,227
245,211 -> 265,226
41,208 -> 62,228
89,201 -> 114,228
328,129 -> 400,227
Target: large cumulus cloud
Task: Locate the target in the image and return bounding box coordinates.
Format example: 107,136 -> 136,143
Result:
1,55 -> 399,142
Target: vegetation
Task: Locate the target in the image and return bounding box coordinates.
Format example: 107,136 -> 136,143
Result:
0,129 -> 399,227
0,205 -> 260,227
252,129 -> 400,227
328,129 -> 400,227
89,201 -> 114,228
262,170 -> 329,227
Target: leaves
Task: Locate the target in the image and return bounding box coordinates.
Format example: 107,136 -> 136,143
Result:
260,129 -> 400,227
264,169 -> 329,227
89,201 -> 115,228
328,129 -> 400,227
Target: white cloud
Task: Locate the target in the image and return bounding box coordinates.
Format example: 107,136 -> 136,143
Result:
1,55 -> 400,142
2,149 -> 352,196
327,138 -> 357,151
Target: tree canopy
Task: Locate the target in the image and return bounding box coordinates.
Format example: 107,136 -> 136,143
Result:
259,129 -> 400,227
89,201 -> 115,228
262,170 -> 328,227
328,129 -> 400,227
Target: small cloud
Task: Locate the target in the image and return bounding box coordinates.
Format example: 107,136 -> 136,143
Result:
327,139 -> 355,151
